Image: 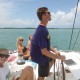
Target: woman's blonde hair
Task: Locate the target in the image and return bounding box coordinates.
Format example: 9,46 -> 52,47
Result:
16,36 -> 24,47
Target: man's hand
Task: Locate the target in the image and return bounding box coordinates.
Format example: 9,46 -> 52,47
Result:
56,51 -> 60,56
59,55 -> 66,61
50,47 -> 60,55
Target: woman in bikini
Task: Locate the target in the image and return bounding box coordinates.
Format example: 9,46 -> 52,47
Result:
17,36 -> 31,60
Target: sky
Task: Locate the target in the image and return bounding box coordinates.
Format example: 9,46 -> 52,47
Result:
0,0 -> 80,28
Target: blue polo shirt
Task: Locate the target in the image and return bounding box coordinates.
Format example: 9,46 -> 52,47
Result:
30,25 -> 50,65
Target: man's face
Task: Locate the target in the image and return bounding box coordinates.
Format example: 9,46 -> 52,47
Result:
0,50 -> 9,64
42,10 -> 51,21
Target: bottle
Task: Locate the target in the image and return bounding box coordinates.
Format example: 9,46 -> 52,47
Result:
17,53 -> 25,65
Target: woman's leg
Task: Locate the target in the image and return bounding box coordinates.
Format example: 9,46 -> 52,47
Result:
13,66 -> 34,80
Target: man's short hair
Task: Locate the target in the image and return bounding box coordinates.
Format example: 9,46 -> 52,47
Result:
37,7 -> 48,21
0,48 -> 8,54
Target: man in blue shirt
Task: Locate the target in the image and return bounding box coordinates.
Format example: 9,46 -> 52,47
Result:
30,7 -> 65,80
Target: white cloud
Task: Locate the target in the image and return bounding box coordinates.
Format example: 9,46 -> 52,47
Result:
48,11 -> 73,28
72,3 -> 80,13
0,19 -> 35,28
0,2 -> 13,19
0,2 -> 36,28
0,1 -> 80,28
10,19 -> 35,28
48,3 -> 80,28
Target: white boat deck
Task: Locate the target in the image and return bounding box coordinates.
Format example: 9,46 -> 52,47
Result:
7,51 -> 80,80
60,51 -> 80,80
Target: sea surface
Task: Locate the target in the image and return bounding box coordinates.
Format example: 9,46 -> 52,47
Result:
0,28 -> 80,51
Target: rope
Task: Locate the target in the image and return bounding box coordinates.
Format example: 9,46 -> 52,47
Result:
69,0 -> 80,50
61,61 -> 65,80
54,60 -> 65,80
72,29 -> 80,50
54,59 -> 56,80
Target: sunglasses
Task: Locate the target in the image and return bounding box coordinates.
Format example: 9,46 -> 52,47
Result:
44,12 -> 50,15
0,54 -> 9,58
19,39 -> 23,41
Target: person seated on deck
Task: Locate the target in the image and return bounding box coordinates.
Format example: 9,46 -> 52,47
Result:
27,34 -> 32,51
17,36 -> 31,60
23,34 -> 33,60
0,48 -> 34,80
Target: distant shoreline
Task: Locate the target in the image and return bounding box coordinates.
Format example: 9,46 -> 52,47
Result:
0,28 -> 80,29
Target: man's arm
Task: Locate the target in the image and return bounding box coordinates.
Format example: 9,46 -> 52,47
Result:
41,48 -> 65,61
50,47 -> 60,55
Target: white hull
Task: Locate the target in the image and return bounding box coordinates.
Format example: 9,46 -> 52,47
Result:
7,51 -> 80,80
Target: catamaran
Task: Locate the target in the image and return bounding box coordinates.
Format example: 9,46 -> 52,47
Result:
7,50 -> 80,80
7,0 -> 80,80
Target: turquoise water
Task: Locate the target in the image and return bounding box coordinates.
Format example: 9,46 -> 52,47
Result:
0,28 -> 80,51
